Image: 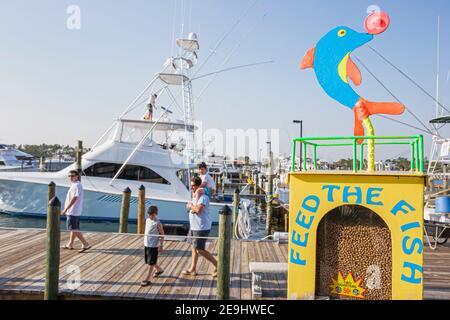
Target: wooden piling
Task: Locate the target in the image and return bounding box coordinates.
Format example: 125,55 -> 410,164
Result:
265,158 -> 274,236
137,185 -> 146,234
119,187 -> 131,233
48,181 -> 56,202
221,174 -> 225,195
284,211 -> 289,233
255,173 -> 260,195
44,197 -> 61,300
76,140 -> 83,175
217,205 -> 232,300
233,188 -> 240,227
39,157 -> 45,172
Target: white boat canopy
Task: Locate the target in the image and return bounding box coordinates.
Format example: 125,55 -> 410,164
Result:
176,32 -> 200,52
158,73 -> 189,85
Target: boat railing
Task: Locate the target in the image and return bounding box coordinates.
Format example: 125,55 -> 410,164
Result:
291,135 -> 425,173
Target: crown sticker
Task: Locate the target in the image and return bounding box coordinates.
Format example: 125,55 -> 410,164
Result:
330,272 -> 366,299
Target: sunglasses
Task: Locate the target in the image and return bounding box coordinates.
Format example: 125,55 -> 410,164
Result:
68,175 -> 77,178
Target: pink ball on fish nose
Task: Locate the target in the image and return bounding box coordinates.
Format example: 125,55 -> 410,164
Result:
365,11 -> 390,35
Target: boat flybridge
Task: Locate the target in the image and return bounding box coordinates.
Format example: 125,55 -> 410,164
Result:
425,116 -> 450,208
0,32 -> 226,224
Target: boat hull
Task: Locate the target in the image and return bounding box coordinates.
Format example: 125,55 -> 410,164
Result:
0,179 -> 222,224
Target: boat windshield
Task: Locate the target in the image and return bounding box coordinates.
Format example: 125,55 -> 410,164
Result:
107,119 -> 195,148
84,162 -> 170,185
177,168 -> 196,191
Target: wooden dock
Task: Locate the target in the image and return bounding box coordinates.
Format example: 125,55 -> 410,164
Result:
0,228 -> 287,300
0,228 -> 449,300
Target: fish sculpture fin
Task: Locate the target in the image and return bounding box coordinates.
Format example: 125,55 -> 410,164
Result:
347,57 -> 362,86
353,108 -> 365,145
300,47 -> 315,69
364,99 -> 406,116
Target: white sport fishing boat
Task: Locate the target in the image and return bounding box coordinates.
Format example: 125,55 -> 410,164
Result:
0,144 -> 36,172
0,33 -> 227,224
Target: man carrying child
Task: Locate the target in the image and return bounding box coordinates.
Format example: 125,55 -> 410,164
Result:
182,177 -> 217,277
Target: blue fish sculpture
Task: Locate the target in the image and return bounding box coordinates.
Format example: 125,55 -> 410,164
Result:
300,25 -> 405,142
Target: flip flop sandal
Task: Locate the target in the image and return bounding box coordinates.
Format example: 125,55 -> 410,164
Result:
153,270 -> 164,278
140,281 -> 151,287
78,246 -> 91,253
63,245 -> 74,250
181,270 -> 197,276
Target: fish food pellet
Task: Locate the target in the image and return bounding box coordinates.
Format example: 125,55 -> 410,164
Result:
315,205 -> 392,300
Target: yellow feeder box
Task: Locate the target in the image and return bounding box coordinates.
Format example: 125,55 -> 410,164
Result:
288,135 -> 426,300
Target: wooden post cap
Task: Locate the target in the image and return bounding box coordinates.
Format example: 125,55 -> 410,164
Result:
48,197 -> 61,207
219,205 -> 232,216
139,185 -> 145,191
48,181 -> 56,187
123,187 -> 131,194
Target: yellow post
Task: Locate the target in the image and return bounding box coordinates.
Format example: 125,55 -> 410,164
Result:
362,118 -> 375,172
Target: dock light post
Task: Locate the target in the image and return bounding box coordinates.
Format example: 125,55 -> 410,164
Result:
259,148 -> 262,172
266,141 -> 273,176
293,120 -> 303,171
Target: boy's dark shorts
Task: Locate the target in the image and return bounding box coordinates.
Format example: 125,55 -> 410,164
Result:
144,247 -> 159,266
66,215 -> 80,231
187,229 -> 210,250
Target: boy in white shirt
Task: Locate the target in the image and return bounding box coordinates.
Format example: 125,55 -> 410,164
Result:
197,162 -> 216,198
141,206 -> 164,287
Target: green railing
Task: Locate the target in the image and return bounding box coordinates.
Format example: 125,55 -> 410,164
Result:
291,135 -> 425,173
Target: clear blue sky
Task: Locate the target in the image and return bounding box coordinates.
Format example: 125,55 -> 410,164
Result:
0,0 -> 449,161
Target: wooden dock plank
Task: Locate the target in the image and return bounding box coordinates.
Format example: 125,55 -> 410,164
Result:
0,233 -> 107,293
141,241 -> 188,299
171,240 -> 215,300
240,241 -> 252,300
78,236 -> 143,297
130,241 -> 181,299
195,240 -> 219,300
230,239 -> 241,300
153,240 -> 192,299
60,234 -> 135,295
20,233 -> 109,292
184,240 -> 215,300
0,228 -> 450,300
0,231 -> 47,262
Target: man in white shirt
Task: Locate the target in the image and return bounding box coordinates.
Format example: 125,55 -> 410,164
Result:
62,170 -> 91,253
182,177 -> 217,277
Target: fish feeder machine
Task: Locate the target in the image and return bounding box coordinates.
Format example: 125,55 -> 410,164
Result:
288,11 -> 426,300
288,135 -> 426,300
